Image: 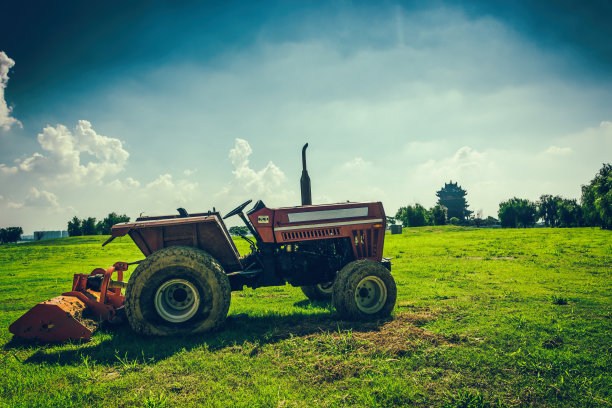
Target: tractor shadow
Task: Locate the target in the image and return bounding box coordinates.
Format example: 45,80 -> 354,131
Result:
7,308 -> 439,366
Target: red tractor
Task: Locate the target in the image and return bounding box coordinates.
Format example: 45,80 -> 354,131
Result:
10,144 -> 396,341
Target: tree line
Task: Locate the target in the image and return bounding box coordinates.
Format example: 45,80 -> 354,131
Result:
0,227 -> 23,244
498,163 -> 611,229
67,212 -> 130,236
394,163 -> 611,230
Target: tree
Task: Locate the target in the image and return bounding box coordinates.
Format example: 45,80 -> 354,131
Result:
386,216 -> 396,226
67,216 -> 82,237
538,194 -> 562,227
81,217 -> 98,235
557,199 -> 583,227
97,213 -> 130,235
484,216 -> 498,226
0,227 -> 23,244
498,198 -> 537,228
229,226 -> 249,236
470,209 -> 484,227
581,163 -> 612,229
429,204 -> 447,226
396,204 -> 430,227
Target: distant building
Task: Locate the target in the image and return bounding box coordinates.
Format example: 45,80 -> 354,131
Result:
436,181 -> 472,221
33,231 -> 69,241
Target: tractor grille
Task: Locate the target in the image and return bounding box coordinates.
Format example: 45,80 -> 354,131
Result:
352,229 -> 378,258
281,228 -> 341,241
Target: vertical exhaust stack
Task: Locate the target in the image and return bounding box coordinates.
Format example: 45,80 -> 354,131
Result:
300,143 -> 312,206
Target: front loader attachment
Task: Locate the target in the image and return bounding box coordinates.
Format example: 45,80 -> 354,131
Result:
9,262 -> 129,342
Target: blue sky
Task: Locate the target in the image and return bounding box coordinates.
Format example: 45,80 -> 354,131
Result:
1,1 -> 611,233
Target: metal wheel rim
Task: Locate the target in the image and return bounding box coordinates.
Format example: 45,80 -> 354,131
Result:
154,279 -> 200,323
354,276 -> 387,313
317,282 -> 334,294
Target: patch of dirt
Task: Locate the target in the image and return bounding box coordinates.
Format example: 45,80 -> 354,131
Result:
269,312 -> 445,357
311,359 -> 370,383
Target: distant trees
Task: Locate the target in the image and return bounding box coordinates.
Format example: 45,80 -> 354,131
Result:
67,213 -> 130,236
229,226 -> 249,236
0,227 -> 23,244
395,204 -> 429,227
537,195 -> 561,227
395,204 -> 448,227
498,198 -> 537,228
557,199 -> 583,227
67,216 -> 82,237
430,204 -> 447,226
581,163 -> 612,229
396,163 -> 611,230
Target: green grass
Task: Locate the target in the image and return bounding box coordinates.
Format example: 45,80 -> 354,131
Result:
0,227 -> 610,407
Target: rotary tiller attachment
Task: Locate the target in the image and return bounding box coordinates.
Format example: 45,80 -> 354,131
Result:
9,261 -> 129,342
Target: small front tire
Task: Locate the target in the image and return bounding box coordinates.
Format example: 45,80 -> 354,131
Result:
332,260 -> 396,320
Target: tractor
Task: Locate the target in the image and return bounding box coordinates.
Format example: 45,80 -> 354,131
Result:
10,144 -> 396,341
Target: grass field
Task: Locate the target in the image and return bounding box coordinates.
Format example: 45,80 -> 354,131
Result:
0,227 -> 610,407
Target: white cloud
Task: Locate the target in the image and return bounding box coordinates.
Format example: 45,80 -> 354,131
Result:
342,157 -> 371,170
2,120 -> 129,184
545,146 -> 572,155
0,163 -> 18,175
108,177 -> 141,190
0,51 -> 22,131
417,146 -> 491,180
143,174 -> 198,206
24,187 -> 59,207
222,138 -> 287,198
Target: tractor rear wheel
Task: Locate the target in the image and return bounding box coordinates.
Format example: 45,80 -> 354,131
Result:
301,282 -> 334,301
125,246 -> 231,336
332,260 -> 396,320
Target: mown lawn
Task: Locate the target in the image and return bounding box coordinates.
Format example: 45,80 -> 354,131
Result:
0,227 -> 610,407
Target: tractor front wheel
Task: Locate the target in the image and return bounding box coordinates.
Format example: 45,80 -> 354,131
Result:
125,246 -> 231,336
301,282 -> 334,301
332,260 -> 396,320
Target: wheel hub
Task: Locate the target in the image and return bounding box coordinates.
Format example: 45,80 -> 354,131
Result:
354,276 -> 387,314
155,279 -> 200,323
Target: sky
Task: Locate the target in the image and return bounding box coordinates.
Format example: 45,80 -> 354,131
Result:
1,0 -> 611,234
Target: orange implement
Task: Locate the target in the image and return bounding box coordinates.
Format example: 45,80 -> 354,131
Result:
9,262 -> 129,342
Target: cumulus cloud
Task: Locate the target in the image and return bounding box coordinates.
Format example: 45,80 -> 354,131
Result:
545,146 -> 572,155
144,174 -> 198,205
1,120 -> 129,184
226,138 -> 286,196
342,157 -> 372,170
0,51 -> 21,131
24,187 -> 59,207
417,146 -> 490,180
108,177 -> 141,190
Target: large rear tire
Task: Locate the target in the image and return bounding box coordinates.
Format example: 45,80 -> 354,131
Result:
125,246 -> 231,336
332,260 -> 396,320
301,282 -> 334,301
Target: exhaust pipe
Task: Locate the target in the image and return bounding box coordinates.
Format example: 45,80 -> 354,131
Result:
300,143 -> 312,206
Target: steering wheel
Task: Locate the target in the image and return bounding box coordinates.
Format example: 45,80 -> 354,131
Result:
223,199 -> 252,219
